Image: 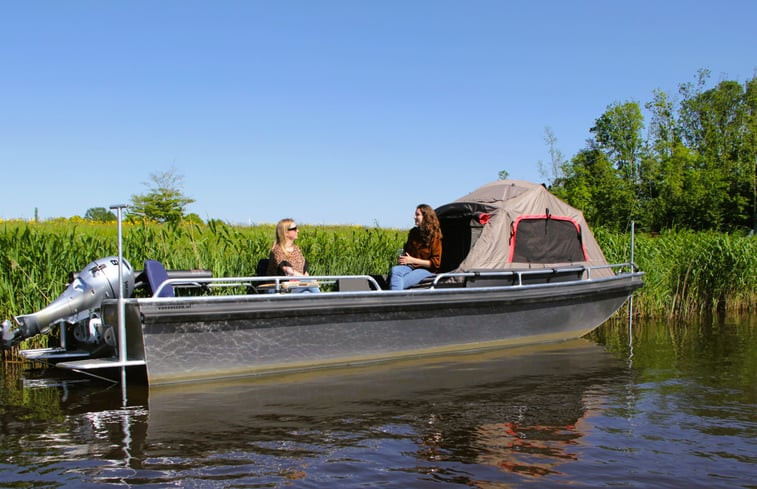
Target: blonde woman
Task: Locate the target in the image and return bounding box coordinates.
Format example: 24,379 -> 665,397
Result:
266,218 -> 319,293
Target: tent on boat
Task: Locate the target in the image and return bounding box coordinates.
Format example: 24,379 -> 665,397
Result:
435,180 -> 614,278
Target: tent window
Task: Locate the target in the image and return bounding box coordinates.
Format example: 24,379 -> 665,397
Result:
509,216 -> 586,263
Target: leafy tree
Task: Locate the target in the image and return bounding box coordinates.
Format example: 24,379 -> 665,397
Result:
645,88 -> 680,161
84,207 -> 116,222
642,90 -> 692,230
590,101 -> 645,186
129,168 -> 195,224
553,148 -> 634,232
184,213 -> 204,225
553,103 -> 643,231
677,70 -> 755,230
639,143 -> 693,230
746,76 -> 757,232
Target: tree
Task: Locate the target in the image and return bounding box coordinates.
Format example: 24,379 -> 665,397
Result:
747,77 -> 757,232
590,101 -> 645,186
184,213 -> 204,225
552,148 -> 634,231
642,89 -> 689,230
538,127 -> 565,186
553,103 -> 643,231
677,70 -> 756,230
645,88 -> 679,161
84,207 -> 116,222
129,168 -> 195,224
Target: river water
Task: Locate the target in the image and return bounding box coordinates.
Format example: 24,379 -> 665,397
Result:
1,315 -> 755,488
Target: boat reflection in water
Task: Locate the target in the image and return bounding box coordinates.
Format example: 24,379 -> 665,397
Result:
13,338 -> 628,485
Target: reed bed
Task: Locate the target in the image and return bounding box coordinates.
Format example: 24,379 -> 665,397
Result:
1,220 -> 754,334
594,227 -> 756,317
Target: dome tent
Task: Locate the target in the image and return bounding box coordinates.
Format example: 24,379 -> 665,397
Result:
435,180 -> 613,279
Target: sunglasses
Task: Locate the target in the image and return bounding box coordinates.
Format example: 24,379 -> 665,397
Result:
288,226 -> 298,231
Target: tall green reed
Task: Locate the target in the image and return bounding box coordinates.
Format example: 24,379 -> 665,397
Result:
594,226 -> 756,317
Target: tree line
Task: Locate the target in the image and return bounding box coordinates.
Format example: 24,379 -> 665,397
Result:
542,69 -> 756,234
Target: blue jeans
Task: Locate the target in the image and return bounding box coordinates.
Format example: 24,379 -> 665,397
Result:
389,265 -> 432,290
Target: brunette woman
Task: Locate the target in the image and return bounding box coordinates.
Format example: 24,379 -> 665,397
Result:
388,204 -> 442,290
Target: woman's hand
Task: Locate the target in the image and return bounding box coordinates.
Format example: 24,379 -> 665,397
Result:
399,253 -> 430,269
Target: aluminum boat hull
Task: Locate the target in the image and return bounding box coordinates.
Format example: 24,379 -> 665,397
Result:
79,272 -> 642,384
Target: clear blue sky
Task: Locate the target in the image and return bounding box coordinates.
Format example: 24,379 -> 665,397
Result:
2,1 -> 755,229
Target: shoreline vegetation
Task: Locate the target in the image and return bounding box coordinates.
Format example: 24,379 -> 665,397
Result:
1,220 -> 755,352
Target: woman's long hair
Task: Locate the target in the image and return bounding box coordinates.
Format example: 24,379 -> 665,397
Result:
273,218 -> 295,249
417,204 -> 442,246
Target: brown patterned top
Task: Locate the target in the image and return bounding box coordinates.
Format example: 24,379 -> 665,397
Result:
267,243 -> 308,276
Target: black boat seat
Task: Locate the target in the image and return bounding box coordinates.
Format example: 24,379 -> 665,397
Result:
144,260 -> 174,297
255,258 -> 270,276
464,267 -> 585,287
248,258 -> 273,294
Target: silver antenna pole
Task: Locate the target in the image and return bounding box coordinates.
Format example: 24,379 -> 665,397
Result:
110,204 -> 129,396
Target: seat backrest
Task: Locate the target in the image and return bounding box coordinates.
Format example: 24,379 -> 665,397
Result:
256,258 -> 270,276
144,260 -> 174,297
337,277 -> 377,291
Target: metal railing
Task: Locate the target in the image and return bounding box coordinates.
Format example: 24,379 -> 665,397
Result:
431,262 -> 637,287
151,263 -> 639,298
152,274 -> 382,298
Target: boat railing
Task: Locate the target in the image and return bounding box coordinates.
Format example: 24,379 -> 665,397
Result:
431,262 -> 637,288
150,262 -> 639,297
585,262 -> 639,277
152,274 -> 383,297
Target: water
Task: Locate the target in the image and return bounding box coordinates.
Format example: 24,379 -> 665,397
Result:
1,315 -> 755,488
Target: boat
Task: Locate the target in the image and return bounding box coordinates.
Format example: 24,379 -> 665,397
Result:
1,180 -> 643,385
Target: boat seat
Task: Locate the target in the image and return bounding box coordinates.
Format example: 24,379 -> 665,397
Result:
248,258 -> 273,294
337,277 -> 379,291
464,267 -> 585,287
144,260 -> 174,297
255,258 -> 270,276
342,274 -> 388,290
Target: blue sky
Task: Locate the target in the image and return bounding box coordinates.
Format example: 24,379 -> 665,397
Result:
2,1 -> 755,229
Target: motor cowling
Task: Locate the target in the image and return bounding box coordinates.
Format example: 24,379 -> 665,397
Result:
1,257 -> 134,348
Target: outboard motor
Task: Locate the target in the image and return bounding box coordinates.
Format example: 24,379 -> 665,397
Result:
1,257 -> 134,348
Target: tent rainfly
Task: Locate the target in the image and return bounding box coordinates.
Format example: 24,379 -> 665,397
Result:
435,180 -> 614,278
